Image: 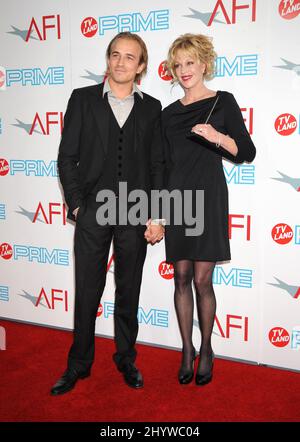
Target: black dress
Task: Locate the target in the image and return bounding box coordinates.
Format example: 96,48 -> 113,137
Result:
162,90 -> 256,264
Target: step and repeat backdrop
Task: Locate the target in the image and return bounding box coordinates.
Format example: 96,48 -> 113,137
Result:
0,0 -> 299,371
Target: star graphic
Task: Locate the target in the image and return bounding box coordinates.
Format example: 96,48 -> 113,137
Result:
7,26 -> 38,41
11,119 -> 41,134
15,206 -> 45,223
183,8 -> 225,25
271,171 -> 300,192
81,71 -> 105,84
18,290 -> 47,307
273,58 -> 300,76
268,277 -> 299,299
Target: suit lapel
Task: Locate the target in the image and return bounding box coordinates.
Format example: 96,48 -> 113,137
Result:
88,83 -> 110,155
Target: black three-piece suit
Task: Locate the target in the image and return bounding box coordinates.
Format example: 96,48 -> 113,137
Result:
57,83 -> 164,373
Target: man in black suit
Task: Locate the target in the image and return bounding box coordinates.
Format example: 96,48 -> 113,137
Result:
51,32 -> 165,395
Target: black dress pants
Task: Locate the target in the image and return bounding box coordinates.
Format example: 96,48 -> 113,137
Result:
67,199 -> 147,373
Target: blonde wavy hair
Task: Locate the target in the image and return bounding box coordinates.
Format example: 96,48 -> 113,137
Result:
167,33 -> 217,82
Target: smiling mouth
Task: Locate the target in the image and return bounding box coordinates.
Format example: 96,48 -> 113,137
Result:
181,75 -> 192,81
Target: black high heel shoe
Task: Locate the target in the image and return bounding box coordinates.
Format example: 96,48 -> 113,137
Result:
178,347 -> 196,385
195,351 -> 215,386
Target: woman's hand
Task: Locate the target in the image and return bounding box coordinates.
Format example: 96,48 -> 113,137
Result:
191,123 -> 219,144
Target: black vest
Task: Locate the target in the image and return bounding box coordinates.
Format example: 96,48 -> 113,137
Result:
90,102 -> 135,196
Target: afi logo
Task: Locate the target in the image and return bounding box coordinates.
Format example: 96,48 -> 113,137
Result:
184,0 -> 257,26
269,327 -> 290,347
26,15 -> 61,41
228,214 -> 251,241
241,107 -> 254,134
107,254 -> 115,274
275,113 -> 297,135
0,243 -> 13,260
33,202 -> 67,225
158,61 -> 173,81
215,314 -> 249,341
81,17 -> 98,37
159,261 -> 174,279
279,0 -> 300,20
272,223 -> 293,244
35,287 -> 68,311
0,159 -> 9,176
30,112 -> 63,135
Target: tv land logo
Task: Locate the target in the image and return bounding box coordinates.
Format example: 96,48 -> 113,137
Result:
278,0 -> 300,20
272,171 -> 300,191
269,326 -> 300,350
271,223 -> 300,245
159,261 -> 174,280
183,0 -> 257,26
158,61 -> 173,82
268,277 -> 300,300
0,68 -> 6,90
274,113 -> 298,135
0,159 -> 58,177
97,303 -> 104,318
7,15 -> 61,41
81,17 -> 98,38
81,10 -> 169,37
13,112 -> 63,134
273,58 -> 300,76
16,202 -> 67,225
0,67 -> 64,89
0,242 -> 69,266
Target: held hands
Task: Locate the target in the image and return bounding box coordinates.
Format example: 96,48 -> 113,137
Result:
144,219 -> 165,245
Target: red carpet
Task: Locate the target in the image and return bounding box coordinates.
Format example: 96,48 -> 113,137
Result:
0,319 -> 299,422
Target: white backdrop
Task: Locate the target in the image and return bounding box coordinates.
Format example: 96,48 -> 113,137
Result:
0,0 -> 299,371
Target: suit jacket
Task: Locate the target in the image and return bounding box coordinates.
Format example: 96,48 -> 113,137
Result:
57,83 -> 165,221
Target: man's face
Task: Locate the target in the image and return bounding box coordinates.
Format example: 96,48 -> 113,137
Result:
107,38 -> 144,85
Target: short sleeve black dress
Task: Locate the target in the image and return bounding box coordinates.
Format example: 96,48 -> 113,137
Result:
162,90 -> 256,264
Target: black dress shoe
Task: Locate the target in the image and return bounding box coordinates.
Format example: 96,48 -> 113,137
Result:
118,362 -> 144,389
178,347 -> 196,385
195,352 -> 215,386
50,368 -> 90,396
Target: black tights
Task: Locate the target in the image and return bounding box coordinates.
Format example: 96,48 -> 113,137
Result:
174,259 -> 216,375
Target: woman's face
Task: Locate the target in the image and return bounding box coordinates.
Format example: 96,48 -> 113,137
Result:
173,49 -> 206,90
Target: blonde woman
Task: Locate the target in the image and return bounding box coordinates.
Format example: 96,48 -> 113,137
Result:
162,34 -> 256,386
